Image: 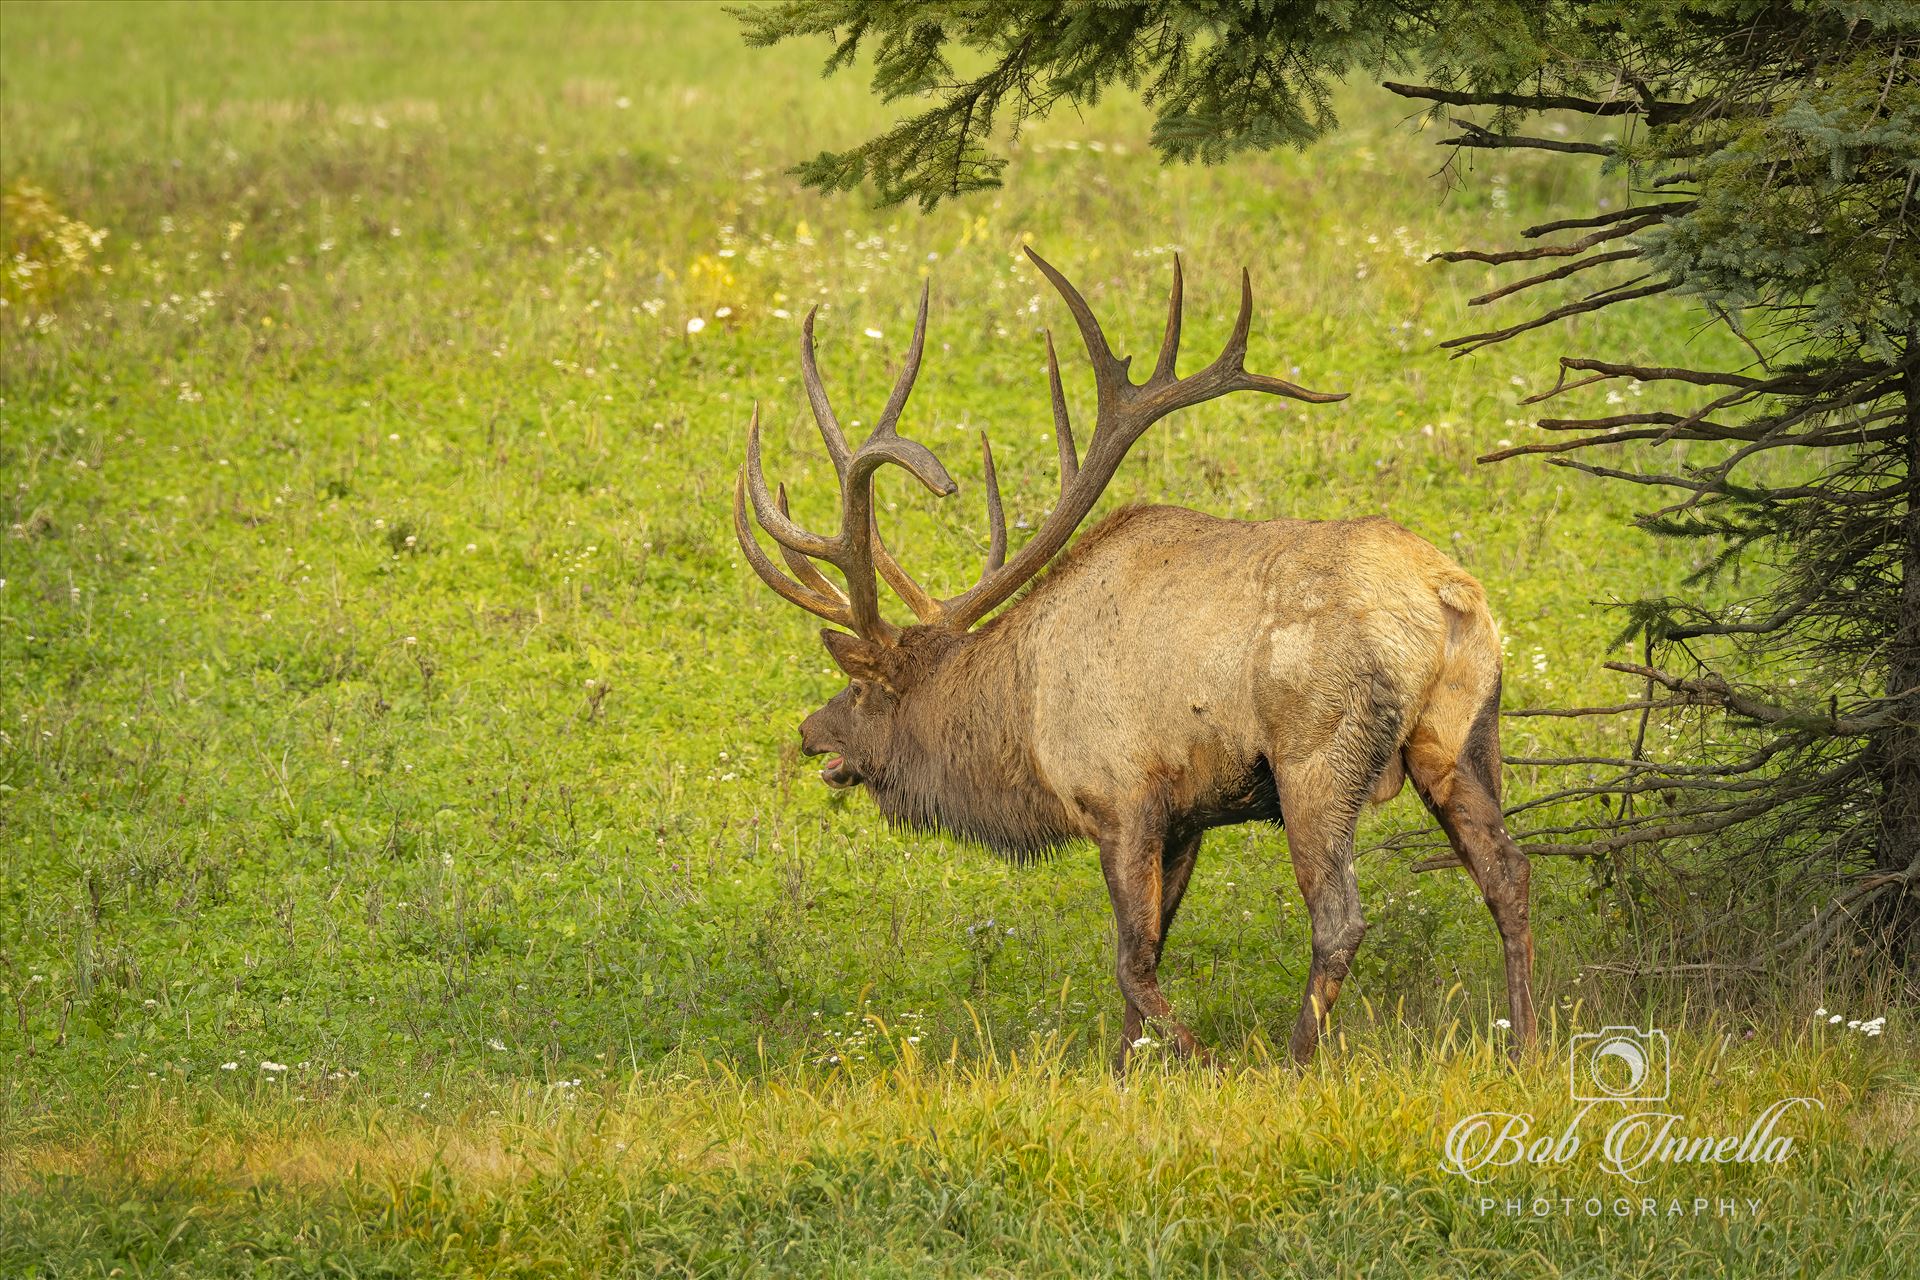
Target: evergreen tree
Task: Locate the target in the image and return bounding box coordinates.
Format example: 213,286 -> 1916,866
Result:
742,1 -> 1920,964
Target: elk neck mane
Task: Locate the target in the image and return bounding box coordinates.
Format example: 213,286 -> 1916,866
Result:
859,535 -> 1147,860
861,507 -> 1200,856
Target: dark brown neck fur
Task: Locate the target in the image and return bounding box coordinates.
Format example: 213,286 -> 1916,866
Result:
866,628 -> 1075,858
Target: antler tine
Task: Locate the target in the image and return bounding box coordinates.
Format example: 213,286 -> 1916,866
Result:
843,434 -> 955,499
800,307 -> 853,475
1224,267 -> 1253,367
872,281 -> 930,439
1023,247 -> 1131,407
733,467 -> 861,632
873,522 -> 942,623
1043,330 -> 1079,486
978,431 -> 1006,573
744,408 -> 836,559
775,483 -> 849,604
1150,254 -> 1183,384
1239,367 -> 1350,403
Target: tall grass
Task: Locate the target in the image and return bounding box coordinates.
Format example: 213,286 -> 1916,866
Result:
7,1021 -> 1916,1277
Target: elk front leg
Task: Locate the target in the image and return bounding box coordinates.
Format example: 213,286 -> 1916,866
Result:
1119,830 -> 1204,1053
1102,821 -> 1206,1070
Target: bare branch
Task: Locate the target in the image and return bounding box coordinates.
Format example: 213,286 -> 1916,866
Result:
1521,202 -> 1698,238
1470,248 -> 1642,307
1431,213 -> 1668,266
1442,117 -> 1614,156
1442,281 -> 1674,356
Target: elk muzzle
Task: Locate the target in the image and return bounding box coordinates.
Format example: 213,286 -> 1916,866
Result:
799,710 -> 863,790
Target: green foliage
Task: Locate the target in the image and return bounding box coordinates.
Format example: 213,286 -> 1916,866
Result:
1629,9 -> 1920,360
740,0 -> 1469,206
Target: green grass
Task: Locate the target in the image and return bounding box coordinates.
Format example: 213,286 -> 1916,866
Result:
1,2 -> 1913,1274
8,1026 -> 1918,1278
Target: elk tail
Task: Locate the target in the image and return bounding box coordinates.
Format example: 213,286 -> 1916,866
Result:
1423,566 -> 1504,807
1435,567 -> 1497,668
1435,569 -> 1484,616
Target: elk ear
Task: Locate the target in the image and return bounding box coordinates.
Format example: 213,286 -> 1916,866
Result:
820,629 -> 894,688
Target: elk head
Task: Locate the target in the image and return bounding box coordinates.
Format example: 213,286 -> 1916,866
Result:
797,626 -> 961,791
734,249 -> 1344,791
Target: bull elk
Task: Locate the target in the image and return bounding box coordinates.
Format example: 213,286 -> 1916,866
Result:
733,249 -> 1536,1067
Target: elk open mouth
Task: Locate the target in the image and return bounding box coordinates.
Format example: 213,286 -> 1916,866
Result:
820,754 -> 860,790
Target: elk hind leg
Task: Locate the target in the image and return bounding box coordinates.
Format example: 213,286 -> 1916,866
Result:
1406,676 -> 1537,1052
1277,671 -> 1404,1063
1282,803 -> 1368,1065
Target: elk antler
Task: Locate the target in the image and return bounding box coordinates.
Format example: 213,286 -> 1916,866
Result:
927,249 -> 1346,629
736,254 -> 1345,638
734,283 -> 957,641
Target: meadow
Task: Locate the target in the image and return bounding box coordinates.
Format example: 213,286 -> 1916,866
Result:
1,2 -> 1914,1275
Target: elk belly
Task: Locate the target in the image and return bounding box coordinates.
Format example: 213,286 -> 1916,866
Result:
1369,753 -> 1406,804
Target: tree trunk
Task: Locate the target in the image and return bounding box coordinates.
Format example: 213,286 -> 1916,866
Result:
1876,334 -> 1920,961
